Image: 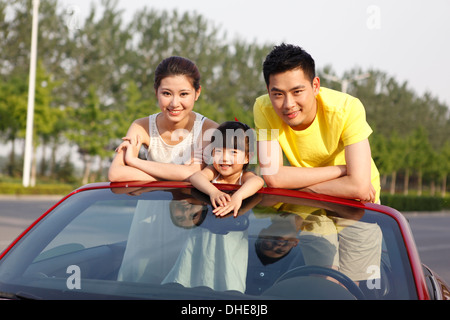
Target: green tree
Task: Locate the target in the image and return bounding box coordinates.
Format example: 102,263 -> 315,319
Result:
0,75 -> 27,176
0,0 -> 71,181
111,79 -> 156,145
417,92 -> 450,150
66,86 -> 113,184
437,142 -> 450,197
408,126 -> 433,196
369,132 -> 388,188
1,0 -> 449,190
31,60 -> 58,184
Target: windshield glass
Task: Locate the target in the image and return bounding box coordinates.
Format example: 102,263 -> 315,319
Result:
0,187 -> 417,300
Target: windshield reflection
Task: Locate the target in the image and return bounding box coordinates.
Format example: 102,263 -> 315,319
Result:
116,187 -> 382,296
0,186 -> 412,300
117,188 -> 253,292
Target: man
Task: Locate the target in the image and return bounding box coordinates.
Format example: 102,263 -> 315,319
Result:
254,43 -> 380,203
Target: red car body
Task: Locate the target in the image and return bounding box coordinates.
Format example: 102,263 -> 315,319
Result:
1,181 -> 449,300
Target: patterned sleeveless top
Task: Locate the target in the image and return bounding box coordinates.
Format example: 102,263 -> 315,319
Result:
211,172 -> 243,185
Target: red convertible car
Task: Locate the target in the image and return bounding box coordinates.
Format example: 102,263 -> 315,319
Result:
0,181 -> 448,301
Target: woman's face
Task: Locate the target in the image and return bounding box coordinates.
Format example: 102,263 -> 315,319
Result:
156,75 -> 201,123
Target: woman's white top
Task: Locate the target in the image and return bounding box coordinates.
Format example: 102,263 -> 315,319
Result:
146,112 -> 206,164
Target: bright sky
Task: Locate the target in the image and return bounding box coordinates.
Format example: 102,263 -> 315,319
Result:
58,0 -> 450,107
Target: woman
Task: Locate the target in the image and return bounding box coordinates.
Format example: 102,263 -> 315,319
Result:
108,56 -> 218,182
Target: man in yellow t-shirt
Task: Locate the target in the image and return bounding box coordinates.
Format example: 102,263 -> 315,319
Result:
254,43 -> 380,203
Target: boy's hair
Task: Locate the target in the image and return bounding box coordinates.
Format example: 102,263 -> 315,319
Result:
263,43 -> 316,86
211,121 -> 255,171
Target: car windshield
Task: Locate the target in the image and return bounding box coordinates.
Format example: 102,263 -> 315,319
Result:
0,187 -> 417,300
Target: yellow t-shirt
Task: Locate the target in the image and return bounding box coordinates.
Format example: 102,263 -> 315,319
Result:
253,87 -> 380,202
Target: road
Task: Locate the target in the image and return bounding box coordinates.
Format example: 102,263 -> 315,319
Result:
1,196 -> 450,286
0,196 -> 62,253
404,212 -> 450,286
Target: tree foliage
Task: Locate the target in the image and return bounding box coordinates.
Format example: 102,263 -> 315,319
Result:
0,0 -> 448,195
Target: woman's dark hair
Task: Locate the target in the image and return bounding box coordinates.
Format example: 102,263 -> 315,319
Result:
263,43 -> 316,86
211,121 -> 255,171
154,56 -> 201,90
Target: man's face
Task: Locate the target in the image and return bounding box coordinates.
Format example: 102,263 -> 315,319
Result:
267,68 -> 320,131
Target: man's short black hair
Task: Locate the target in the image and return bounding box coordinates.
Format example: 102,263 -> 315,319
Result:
263,43 -> 316,86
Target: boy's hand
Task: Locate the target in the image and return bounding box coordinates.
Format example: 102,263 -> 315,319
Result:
213,195 -> 243,217
210,191 -> 232,209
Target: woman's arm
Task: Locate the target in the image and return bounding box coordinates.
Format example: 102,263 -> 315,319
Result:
108,118 -> 155,182
109,117 -> 219,182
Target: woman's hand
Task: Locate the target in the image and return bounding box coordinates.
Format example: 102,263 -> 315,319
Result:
115,136 -> 132,153
124,135 -> 142,167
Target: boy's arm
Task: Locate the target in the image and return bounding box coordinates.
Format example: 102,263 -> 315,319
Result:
231,172 -> 265,203
258,140 -> 347,188
189,166 -> 231,208
214,172 -> 265,217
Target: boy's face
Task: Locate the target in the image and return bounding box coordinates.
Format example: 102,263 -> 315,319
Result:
170,199 -> 205,228
212,147 -> 248,177
267,68 -> 320,131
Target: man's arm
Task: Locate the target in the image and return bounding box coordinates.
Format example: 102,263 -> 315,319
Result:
305,139 -> 375,202
258,139 -> 347,189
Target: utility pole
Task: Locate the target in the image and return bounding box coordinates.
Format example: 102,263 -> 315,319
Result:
23,0 -> 40,187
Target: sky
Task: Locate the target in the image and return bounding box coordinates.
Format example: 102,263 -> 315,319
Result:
58,0 -> 450,107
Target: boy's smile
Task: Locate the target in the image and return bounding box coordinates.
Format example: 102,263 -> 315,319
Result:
213,148 -> 248,183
